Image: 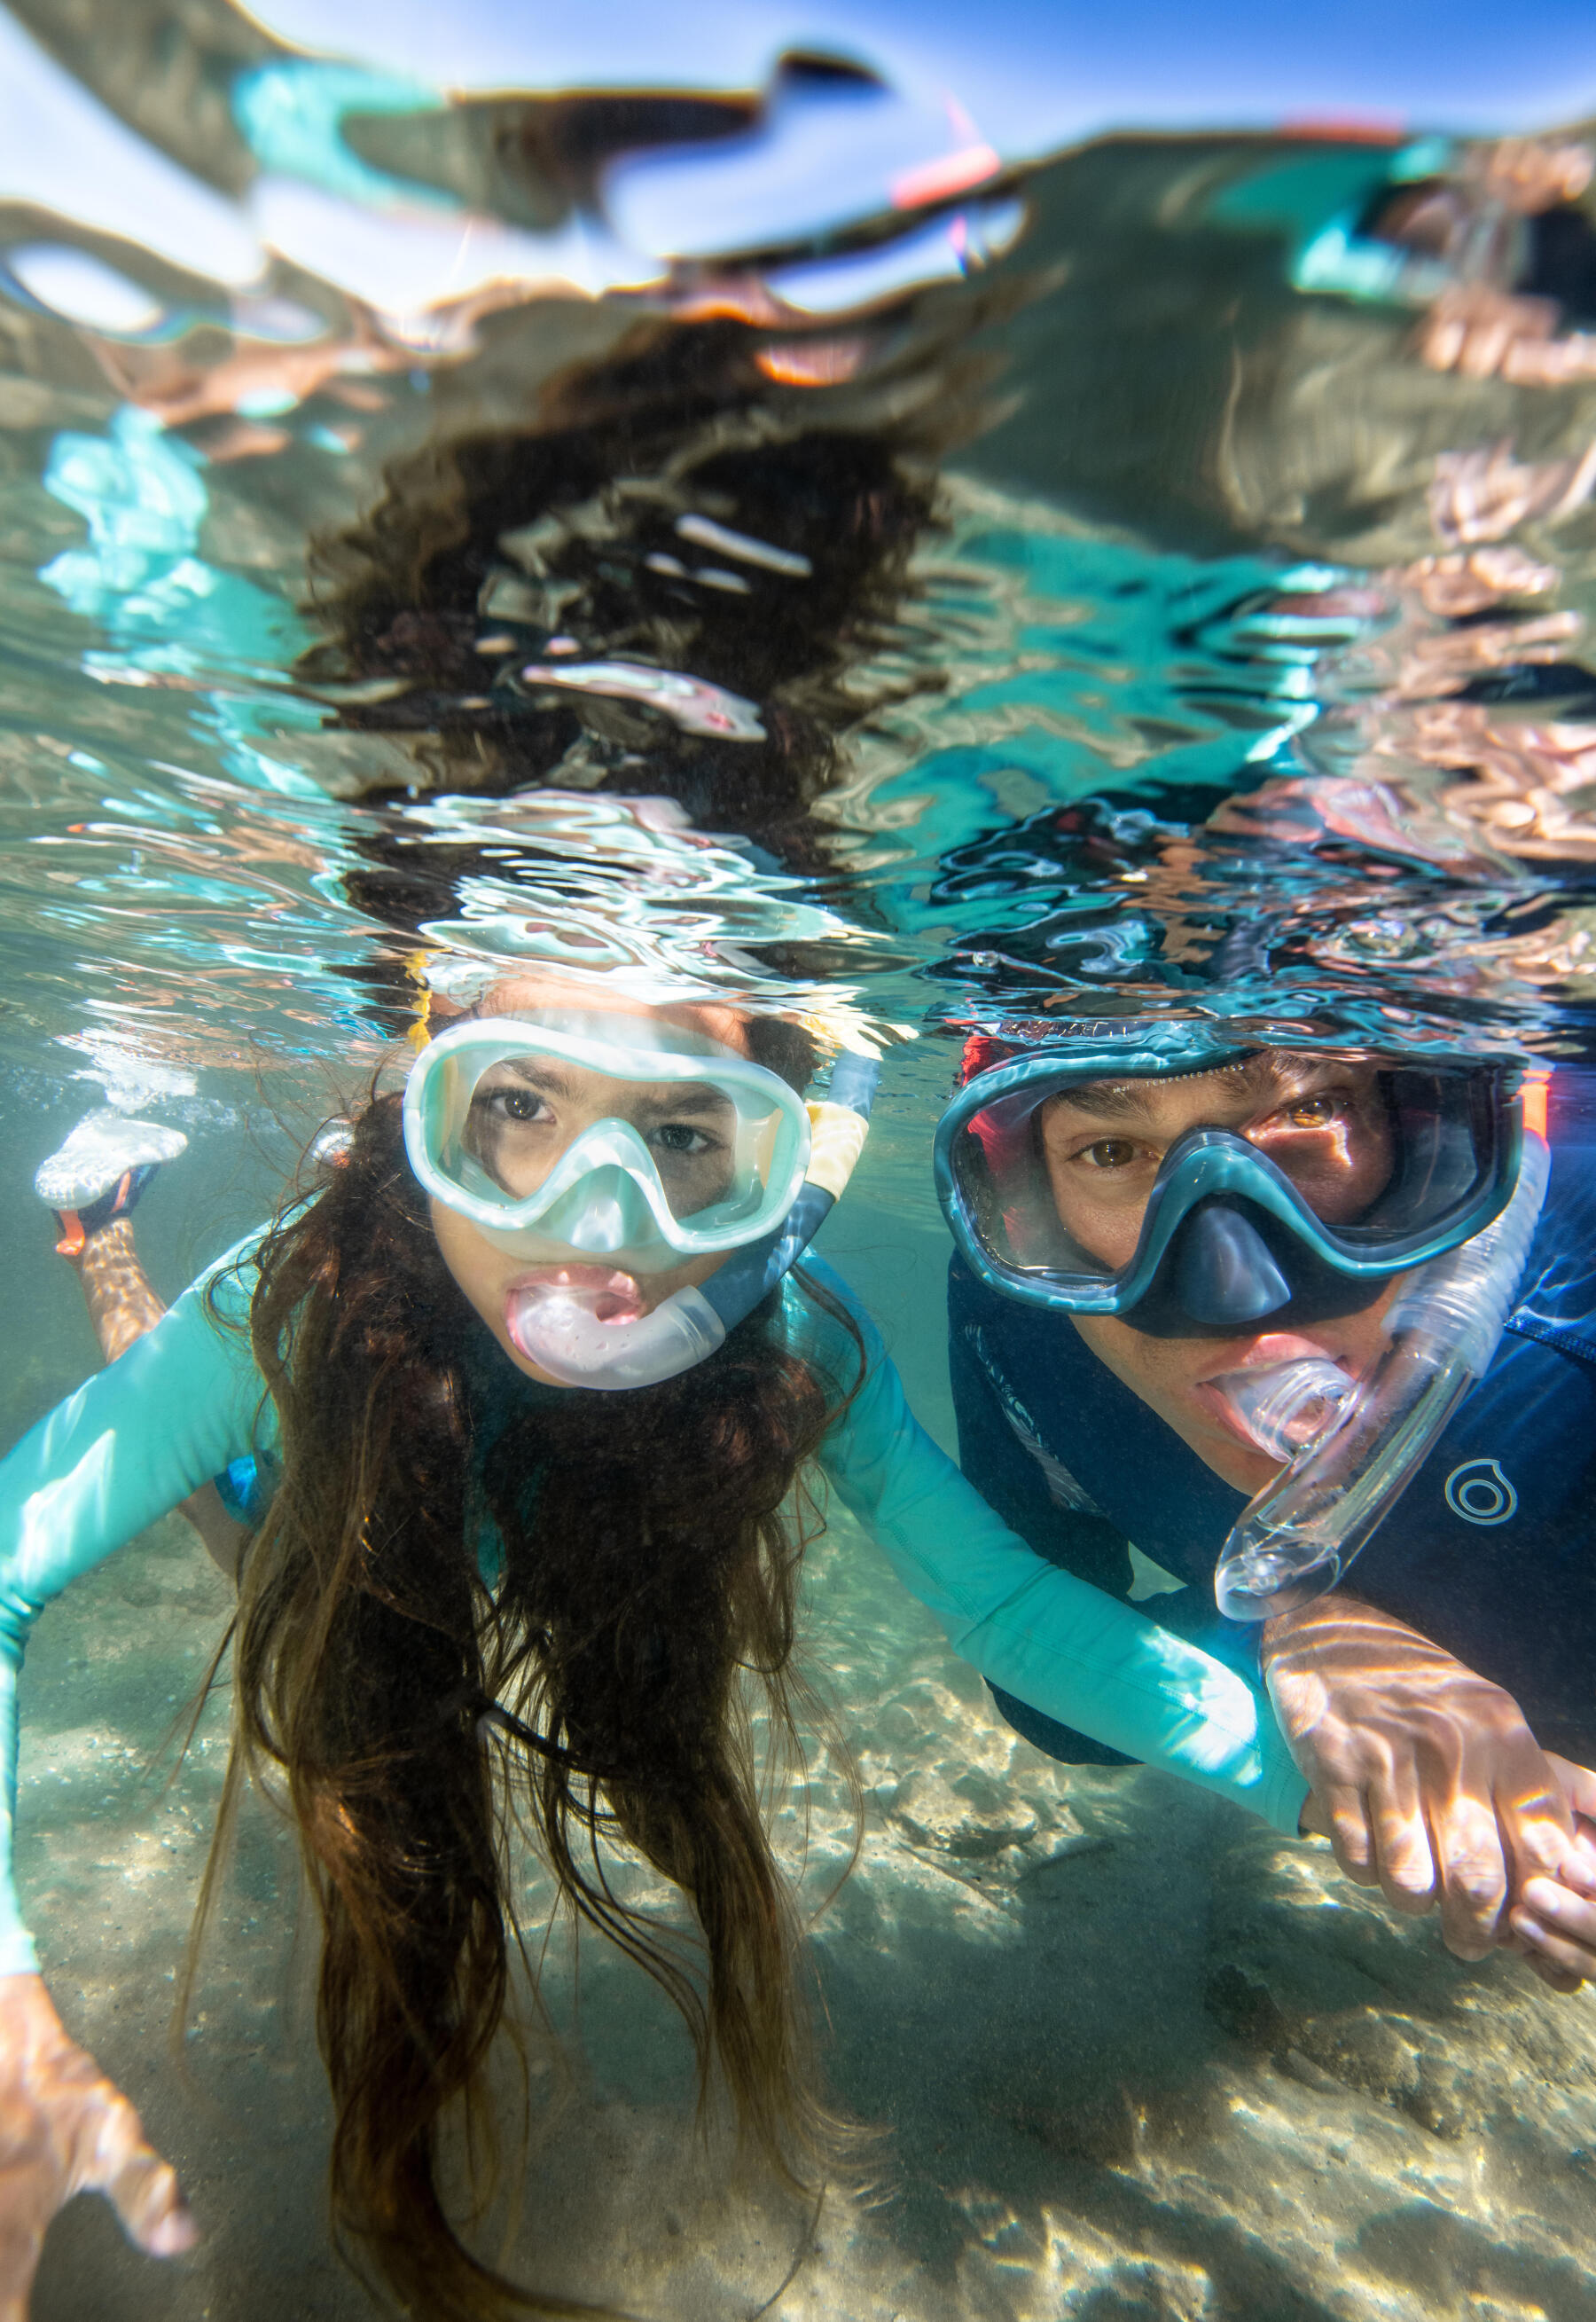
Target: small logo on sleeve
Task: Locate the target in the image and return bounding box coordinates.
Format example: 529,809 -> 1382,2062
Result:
1443,1458 -> 1518,1526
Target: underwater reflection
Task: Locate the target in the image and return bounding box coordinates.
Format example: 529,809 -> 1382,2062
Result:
927,522 -> 1596,1043
10,32 -> 1596,2322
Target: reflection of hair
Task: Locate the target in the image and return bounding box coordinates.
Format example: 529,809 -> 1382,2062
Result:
196,1017 -> 865,2319
302,318 -> 958,847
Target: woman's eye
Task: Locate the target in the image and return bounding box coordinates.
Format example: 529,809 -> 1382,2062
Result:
479,1086 -> 547,1125
651,1122 -> 712,1157
1080,1138 -> 1141,1171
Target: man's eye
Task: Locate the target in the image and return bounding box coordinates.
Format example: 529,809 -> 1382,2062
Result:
1283,1094 -> 1336,1128
1080,1138 -> 1140,1170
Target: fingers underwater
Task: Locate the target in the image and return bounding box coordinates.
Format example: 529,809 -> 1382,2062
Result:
1324,1788 -> 1379,1883
85,2096 -> 197,2256
0,2212 -> 45,2322
1510,1910 -> 1593,1989
1369,1778 -> 1438,1914
1433,1798 -> 1508,1959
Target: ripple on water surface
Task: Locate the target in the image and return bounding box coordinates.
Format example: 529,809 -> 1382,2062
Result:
2,24 -> 1596,2321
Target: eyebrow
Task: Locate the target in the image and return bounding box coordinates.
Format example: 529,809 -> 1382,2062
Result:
489,1059 -> 572,1096
1052,1052 -> 1359,1119
631,1084 -> 733,1117
1046,1082 -> 1162,1122
486,1060 -> 731,1113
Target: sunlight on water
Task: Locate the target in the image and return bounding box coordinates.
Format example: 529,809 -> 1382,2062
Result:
1,6 -> 1596,2318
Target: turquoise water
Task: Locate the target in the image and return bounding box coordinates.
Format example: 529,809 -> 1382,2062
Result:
4,12 -> 1596,2318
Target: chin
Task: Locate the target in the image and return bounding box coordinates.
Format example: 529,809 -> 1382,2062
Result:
1196,1427 -> 1282,1494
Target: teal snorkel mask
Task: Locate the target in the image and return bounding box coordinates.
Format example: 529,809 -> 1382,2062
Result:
935,1023 -> 1549,1619
935,1026 -> 1520,1325
404,1008 -> 876,1388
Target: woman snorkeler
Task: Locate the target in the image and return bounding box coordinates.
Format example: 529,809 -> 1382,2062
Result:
0,968 -> 1324,2321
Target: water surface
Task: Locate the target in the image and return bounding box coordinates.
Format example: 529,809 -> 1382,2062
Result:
4,14 -> 1596,2318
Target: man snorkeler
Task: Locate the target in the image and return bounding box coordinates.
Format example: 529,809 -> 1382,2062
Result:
936,1022 -> 1596,1986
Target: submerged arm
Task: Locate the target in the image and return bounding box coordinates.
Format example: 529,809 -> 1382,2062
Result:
0,1255 -> 268,1972
798,1261 -> 1309,1834
0,1252 -> 265,2291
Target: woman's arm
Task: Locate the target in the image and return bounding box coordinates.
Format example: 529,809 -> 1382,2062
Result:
797,1260 -> 1310,1835
0,1249 -> 269,1971
0,1237 -> 270,2299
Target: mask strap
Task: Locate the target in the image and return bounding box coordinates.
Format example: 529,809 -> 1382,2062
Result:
696,1055 -> 878,1331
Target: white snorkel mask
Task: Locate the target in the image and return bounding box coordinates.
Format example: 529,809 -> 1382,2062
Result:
403,1008 -> 876,1389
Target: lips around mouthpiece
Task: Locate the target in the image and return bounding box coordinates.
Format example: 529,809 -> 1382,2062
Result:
504,1268 -> 726,1390
1212,1355 -> 1359,1463
505,1268 -> 643,1361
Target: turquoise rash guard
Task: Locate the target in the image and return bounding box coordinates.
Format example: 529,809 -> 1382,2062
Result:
0,1234 -> 1310,1976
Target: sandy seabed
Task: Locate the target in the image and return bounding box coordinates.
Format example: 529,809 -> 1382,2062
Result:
18,1493 -> 1596,2322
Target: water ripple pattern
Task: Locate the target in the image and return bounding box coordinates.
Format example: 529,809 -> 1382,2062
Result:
5,15 -> 1596,2321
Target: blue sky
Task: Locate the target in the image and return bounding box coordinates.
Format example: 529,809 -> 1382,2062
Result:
245,0 -> 1596,153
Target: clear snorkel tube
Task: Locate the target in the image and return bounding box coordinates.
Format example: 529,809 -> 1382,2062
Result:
1214,1089 -> 1551,1621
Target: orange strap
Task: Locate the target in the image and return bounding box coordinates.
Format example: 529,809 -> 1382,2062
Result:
54,1211 -> 85,1259
1522,1070 -> 1551,1142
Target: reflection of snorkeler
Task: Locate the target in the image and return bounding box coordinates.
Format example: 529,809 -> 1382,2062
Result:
1214,556 -> 1596,938
937,1024 -> 1596,1987
301,310 -> 966,857
0,975 -> 1324,2317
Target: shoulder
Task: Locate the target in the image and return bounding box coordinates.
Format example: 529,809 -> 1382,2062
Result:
189,1223 -> 270,1317
948,1256 -> 1082,1412
182,1198 -> 319,1324
777,1255 -> 882,1388
1507,1107 -> 1596,1366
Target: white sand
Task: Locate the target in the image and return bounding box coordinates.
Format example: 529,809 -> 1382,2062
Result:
18,1495 -> 1596,2322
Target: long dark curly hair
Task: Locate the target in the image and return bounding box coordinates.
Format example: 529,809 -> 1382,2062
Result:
298,313 -> 978,852
192,1018 -> 864,2318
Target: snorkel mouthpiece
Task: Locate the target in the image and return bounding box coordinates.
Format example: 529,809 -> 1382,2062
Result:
1213,1356 -> 1360,1464
505,1275 -> 727,1388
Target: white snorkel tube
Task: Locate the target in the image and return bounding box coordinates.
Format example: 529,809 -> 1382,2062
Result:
1214,1094 -> 1551,1621
505,1053 -> 877,1389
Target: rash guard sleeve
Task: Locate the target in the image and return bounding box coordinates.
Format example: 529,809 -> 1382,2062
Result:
0,1242 -> 271,1975
793,1258 -> 1310,1837
0,1235 -> 1308,1984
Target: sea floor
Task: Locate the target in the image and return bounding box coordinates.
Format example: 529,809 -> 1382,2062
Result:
20,1489 -> 1596,2322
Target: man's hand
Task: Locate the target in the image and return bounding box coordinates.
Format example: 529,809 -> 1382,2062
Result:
1264,1595 -> 1574,1963
1501,1759 -> 1596,1993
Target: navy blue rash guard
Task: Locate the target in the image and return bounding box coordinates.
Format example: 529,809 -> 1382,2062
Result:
951,1079 -> 1596,1767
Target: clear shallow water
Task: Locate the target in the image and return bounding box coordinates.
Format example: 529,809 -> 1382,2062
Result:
4,12 -> 1596,2318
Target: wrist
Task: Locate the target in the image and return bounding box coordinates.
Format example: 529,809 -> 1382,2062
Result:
1261,1589 -> 1366,1660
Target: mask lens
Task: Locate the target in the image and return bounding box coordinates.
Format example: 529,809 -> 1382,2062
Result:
458,1054 -> 761,1220
944,1049 -> 1506,1301
411,1017 -> 805,1253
